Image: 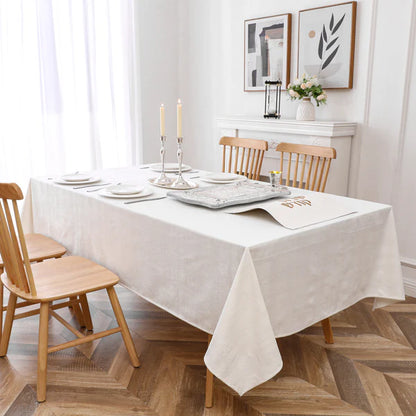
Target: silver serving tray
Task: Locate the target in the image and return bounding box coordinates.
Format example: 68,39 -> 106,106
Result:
167,182 -> 291,209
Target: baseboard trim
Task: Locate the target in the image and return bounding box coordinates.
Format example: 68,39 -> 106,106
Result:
401,257 -> 416,269
403,276 -> 416,298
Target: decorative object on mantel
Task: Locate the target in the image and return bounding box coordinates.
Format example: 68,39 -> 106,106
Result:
263,80 -> 282,119
298,2 -> 357,89
244,13 -> 292,91
288,74 -> 327,121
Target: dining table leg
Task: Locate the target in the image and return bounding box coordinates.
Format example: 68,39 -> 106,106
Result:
205,334 -> 214,408
321,318 -> 334,344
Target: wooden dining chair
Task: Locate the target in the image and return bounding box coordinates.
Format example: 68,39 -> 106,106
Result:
275,142 -> 336,192
1,235 -> 93,344
219,136 -> 268,180
0,183 -> 140,402
275,142 -> 336,344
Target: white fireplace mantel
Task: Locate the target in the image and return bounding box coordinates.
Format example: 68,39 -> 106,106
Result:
216,115 -> 357,195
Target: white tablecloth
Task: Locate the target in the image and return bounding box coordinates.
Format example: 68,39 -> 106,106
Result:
22,167 -> 405,395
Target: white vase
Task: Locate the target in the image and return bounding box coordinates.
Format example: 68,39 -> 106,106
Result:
296,97 -> 315,121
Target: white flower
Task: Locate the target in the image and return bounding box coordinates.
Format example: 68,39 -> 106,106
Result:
301,83 -> 307,89
316,94 -> 326,101
305,81 -> 313,88
293,78 -> 301,86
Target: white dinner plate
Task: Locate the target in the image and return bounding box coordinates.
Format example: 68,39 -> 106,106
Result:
106,184 -> 144,195
98,187 -> 153,199
61,172 -> 93,182
150,163 -> 192,173
54,176 -> 101,185
202,172 -> 241,181
199,176 -> 247,185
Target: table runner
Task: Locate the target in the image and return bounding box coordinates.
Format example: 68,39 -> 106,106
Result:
22,167 -> 405,395
226,192 -> 357,229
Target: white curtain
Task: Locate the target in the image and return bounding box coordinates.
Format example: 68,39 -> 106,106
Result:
0,0 -> 142,189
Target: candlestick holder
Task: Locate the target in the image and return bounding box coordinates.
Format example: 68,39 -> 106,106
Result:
153,135 -> 174,186
171,137 -> 192,189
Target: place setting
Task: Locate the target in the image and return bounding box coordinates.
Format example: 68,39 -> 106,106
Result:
53,171 -> 103,187
198,172 -> 247,184
94,183 -> 165,204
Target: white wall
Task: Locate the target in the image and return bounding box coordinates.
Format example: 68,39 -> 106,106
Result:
136,0 -> 180,163
137,0 -> 416,289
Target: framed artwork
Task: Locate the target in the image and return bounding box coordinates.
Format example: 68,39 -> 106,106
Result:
298,2 -> 357,89
244,13 -> 292,91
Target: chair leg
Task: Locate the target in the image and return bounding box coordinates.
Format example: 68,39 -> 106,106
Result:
70,296 -> 85,327
0,293 -> 17,357
205,334 -> 214,408
106,286 -> 140,367
321,318 -> 334,344
79,294 -> 93,331
37,302 -> 49,402
0,279 -> 3,343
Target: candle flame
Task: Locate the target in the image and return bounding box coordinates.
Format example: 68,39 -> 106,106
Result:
177,99 -> 181,104
161,103 -> 164,107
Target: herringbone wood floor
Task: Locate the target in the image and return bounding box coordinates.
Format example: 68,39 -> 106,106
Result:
1,286 -> 416,416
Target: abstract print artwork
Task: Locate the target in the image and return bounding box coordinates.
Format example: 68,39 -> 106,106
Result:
298,2 -> 357,89
244,14 -> 291,91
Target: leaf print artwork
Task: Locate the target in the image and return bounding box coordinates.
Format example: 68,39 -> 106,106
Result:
298,2 -> 356,88
317,13 -> 345,74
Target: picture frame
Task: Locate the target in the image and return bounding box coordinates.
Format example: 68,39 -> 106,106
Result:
244,13 -> 292,91
298,1 -> 357,89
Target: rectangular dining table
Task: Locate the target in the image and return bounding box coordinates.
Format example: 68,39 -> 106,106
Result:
22,167 -> 405,395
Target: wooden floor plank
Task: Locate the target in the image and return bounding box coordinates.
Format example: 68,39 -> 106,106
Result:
1,287 -> 416,415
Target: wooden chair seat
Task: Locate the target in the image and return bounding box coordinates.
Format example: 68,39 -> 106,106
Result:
2,256 -> 119,302
0,233 -> 66,266
1,234 -> 91,336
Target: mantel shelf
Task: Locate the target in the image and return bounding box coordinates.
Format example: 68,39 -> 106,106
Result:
215,115 -> 357,196
216,115 -> 357,138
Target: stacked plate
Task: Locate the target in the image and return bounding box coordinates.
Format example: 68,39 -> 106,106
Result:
150,163 -> 192,173
199,172 -> 247,184
98,184 -> 153,199
54,172 -> 100,185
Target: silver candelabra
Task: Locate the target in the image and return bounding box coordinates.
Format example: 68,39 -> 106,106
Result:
153,135 -> 173,186
171,137 -> 192,188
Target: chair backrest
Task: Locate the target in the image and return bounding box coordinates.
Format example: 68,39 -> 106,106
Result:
219,136 -> 268,180
275,142 -> 336,192
0,183 -> 36,295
